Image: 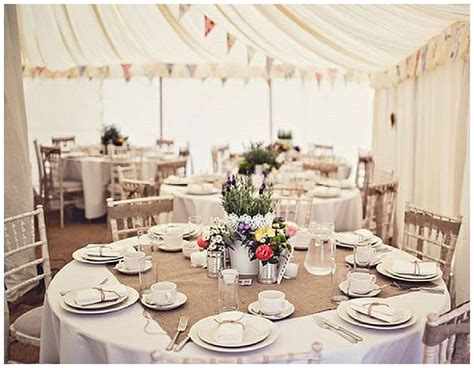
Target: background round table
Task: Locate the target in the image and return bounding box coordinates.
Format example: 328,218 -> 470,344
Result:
39,235 -> 450,364
161,184 -> 363,231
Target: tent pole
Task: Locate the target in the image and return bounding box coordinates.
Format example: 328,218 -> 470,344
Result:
268,79 -> 273,143
159,77 -> 163,139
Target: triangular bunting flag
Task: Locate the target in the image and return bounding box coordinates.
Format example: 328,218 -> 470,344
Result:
179,4 -> 191,19
186,64 -> 197,78
221,77 -> 228,86
204,16 -> 215,37
78,65 -> 87,77
247,46 -> 256,65
99,66 -> 110,79
226,33 -> 236,54
315,72 -> 323,87
121,64 -> 132,81
35,66 -> 46,77
420,45 -> 428,72
165,63 -> 174,77
265,56 -> 274,77
328,68 -> 337,88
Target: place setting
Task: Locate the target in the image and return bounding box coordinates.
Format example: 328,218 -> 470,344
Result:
247,290 -> 295,321
376,259 -> 443,284
163,175 -> 191,186
334,229 -> 384,249
140,281 -> 188,311
185,183 -> 220,196
72,244 -> 124,265
148,222 -> 201,241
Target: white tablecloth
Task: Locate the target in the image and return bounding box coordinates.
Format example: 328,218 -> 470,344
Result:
62,154 -> 177,219
39,235 -> 450,364
162,185 -> 363,231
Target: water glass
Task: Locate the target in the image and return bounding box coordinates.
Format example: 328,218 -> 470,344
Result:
138,253 -> 158,299
188,215 -> 203,236
304,222 -> 335,276
218,269 -> 239,313
331,263 -> 351,304
354,236 -> 374,269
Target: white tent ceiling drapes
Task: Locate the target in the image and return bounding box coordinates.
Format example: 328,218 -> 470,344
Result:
18,4 -> 469,77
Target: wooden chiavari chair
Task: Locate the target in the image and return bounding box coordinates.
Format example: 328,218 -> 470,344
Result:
422,301 -> 470,364
155,159 -> 188,192
310,143 -> 334,159
51,135 -> 75,150
156,138 -> 174,150
363,180 -> 398,244
108,144 -> 135,200
4,205 -> 52,349
118,166 -> 157,200
302,161 -> 338,178
40,145 -> 83,228
211,144 -> 230,174
402,203 -> 462,287
179,142 -> 194,174
107,196 -> 174,242
274,195 -> 314,228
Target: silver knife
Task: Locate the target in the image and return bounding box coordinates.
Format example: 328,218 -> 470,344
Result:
174,334 -> 192,352
320,317 -> 364,342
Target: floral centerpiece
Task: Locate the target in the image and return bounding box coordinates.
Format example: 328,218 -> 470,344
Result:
277,129 -> 293,140
238,142 -> 281,175
101,124 -> 128,152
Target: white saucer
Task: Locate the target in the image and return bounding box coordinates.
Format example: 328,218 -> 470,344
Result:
339,280 -> 382,297
72,249 -> 123,265
345,254 -> 384,267
114,259 -> 153,274
141,292 -> 187,310
157,241 -> 185,252
247,301 -> 295,320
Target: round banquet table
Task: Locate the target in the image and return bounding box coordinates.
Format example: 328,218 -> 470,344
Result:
62,153 -> 180,220
40,235 -> 450,364
161,184 -> 363,232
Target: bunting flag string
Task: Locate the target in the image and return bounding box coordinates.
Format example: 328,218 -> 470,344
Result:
178,4 -> 191,19
226,33 -> 236,54
204,16 -> 215,37
247,45 -> 256,65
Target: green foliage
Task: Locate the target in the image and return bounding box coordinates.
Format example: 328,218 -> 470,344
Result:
238,142 -> 280,174
101,124 -> 128,146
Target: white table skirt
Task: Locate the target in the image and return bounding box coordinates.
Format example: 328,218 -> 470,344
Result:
40,236 -> 450,364
162,185 -> 363,231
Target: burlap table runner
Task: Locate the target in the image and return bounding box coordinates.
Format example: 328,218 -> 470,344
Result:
108,247 -> 404,336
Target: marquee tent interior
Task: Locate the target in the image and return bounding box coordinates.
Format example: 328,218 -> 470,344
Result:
4,3 -> 470,364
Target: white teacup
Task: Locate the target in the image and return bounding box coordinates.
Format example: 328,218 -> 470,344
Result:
347,271 -> 376,294
258,290 -> 289,315
354,246 -> 375,266
122,251 -> 150,271
151,281 -> 177,306
160,229 -> 184,248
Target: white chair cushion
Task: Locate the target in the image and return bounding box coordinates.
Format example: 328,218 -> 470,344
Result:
11,306 -> 43,339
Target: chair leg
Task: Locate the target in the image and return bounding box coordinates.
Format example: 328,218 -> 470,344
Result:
60,195 -> 64,229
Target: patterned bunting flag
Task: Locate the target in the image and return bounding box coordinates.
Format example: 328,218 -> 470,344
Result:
186,64 -> 197,78
179,4 -> 191,19
328,68 -> 337,88
315,72 -> 323,87
247,45 -> 256,65
265,56 -> 274,77
204,16 -> 215,37
78,65 -> 87,77
35,66 -> 46,77
226,33 -> 236,54
165,63 -> 174,77
121,64 -> 132,81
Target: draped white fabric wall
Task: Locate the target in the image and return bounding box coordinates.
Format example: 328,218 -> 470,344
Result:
24,78 -> 373,185
372,59 -> 469,305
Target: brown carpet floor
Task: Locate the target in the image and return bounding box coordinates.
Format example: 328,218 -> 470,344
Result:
7,211 -> 109,363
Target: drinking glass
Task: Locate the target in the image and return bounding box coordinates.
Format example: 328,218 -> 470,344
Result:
218,269 -> 239,313
353,236 -> 373,269
304,222 -> 335,276
138,253 -> 158,299
188,215 -> 203,236
331,263 -> 350,304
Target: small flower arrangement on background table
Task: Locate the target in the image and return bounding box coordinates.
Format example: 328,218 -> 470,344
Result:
101,124 -> 128,153
238,142 -> 281,175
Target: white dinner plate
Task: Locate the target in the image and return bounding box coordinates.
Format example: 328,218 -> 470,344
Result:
72,249 -> 123,265
342,297 -> 413,326
334,234 -> 383,249
345,254 -> 384,267
148,223 -> 199,239
248,301 -> 295,320
60,287 -> 139,314
336,299 -> 418,330
157,241 -> 184,252
81,253 -> 123,262
63,290 -> 128,310
339,280 -> 381,297
163,177 -> 190,186
185,188 -> 220,196
114,259 -> 153,275
189,316 -> 279,353
197,314 -> 271,348
376,263 -> 442,283
141,292 -> 187,311
383,261 -> 438,279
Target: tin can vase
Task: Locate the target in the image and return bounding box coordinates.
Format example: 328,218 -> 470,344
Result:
207,250 -> 225,279
257,261 -> 278,284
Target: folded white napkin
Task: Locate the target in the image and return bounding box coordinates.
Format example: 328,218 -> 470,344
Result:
349,300 -> 404,323
391,260 -> 437,276
75,284 -> 128,306
335,229 -> 374,245
85,244 -> 122,258
215,311 -> 247,344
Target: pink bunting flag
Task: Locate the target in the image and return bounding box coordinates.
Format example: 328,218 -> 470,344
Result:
226,33 -> 236,53
179,4 -> 191,19
247,45 -> 256,65
165,63 -> 173,77
121,64 -> 132,81
266,56 -> 274,77
204,16 -> 215,37
186,64 -> 197,78
36,66 -> 46,76
328,68 -> 337,88
315,72 -> 323,87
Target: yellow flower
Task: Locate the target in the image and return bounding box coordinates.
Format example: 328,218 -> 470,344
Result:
255,228 -> 275,241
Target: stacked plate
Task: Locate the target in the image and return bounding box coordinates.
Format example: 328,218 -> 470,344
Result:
376,260 -> 442,283
60,286 -> 139,315
334,231 -> 383,249
163,176 -> 190,186
148,223 -> 200,240
72,245 -> 123,265
189,313 -> 279,353
306,186 -> 341,198
336,297 -> 417,330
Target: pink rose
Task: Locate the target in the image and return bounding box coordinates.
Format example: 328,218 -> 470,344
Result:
287,225 -> 297,238
197,236 -> 209,249
255,244 -> 274,262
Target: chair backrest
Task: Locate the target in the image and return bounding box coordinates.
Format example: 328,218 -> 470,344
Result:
310,143 -> 334,158
363,180 -> 398,244
40,145 -> 63,207
108,145 -> 135,200
273,184 -> 305,198
422,301 -> 470,364
402,203 -> 462,285
156,138 -> 174,149
274,195 -> 314,228
51,135 -> 75,150
355,151 -> 374,191
107,196 -> 174,241
156,159 -> 188,187
211,145 -> 230,173
302,161 -> 338,177
33,140 -> 45,198
4,205 -> 52,300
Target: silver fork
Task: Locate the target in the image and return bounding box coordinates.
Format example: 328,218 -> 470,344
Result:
313,316 -> 360,343
166,316 -> 189,351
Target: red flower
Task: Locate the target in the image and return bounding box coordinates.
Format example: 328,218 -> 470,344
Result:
255,244 -> 274,261
197,236 -> 209,249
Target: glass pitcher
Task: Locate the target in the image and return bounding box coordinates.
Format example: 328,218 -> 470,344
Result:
304,222 -> 335,276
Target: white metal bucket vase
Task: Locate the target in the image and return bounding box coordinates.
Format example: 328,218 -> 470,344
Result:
228,242 -> 258,275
